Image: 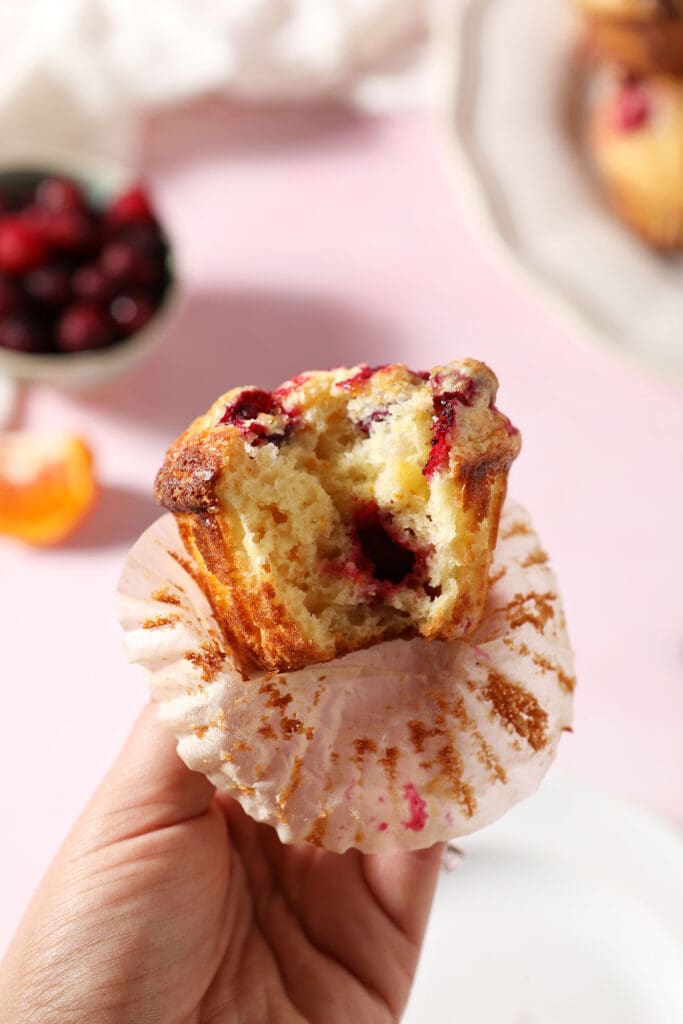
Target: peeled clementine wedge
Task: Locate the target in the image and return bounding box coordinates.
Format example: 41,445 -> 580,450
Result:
0,432 -> 97,545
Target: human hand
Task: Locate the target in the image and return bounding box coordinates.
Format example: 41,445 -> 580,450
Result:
0,704 -> 444,1023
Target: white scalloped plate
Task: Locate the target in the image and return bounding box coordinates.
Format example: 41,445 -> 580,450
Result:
437,0 -> 683,381
405,776 -> 683,1023
0,375 -> 17,427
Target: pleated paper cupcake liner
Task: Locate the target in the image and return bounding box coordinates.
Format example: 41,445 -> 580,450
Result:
117,500 -> 574,853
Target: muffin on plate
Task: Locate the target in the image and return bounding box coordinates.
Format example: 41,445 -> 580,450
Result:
573,0 -> 683,75
586,70 -> 683,248
155,360 -> 521,673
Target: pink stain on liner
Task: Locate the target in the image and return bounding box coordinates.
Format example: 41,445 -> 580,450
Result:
402,783 -> 428,831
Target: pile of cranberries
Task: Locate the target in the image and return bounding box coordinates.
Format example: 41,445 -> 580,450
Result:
0,172 -> 170,356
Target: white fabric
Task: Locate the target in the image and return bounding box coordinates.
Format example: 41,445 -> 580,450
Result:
0,0 -> 442,159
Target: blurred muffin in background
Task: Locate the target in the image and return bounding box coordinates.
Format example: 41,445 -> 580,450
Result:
586,67 -> 683,248
573,0 -> 683,75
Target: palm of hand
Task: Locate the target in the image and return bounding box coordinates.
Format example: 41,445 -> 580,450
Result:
0,707 -> 442,1024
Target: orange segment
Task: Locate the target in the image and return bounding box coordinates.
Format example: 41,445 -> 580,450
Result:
0,432 -> 97,545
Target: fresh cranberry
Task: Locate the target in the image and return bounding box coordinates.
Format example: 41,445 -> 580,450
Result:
110,292 -> 155,334
18,205 -> 46,232
56,302 -> 113,352
0,216 -> 46,273
71,264 -> 110,301
115,222 -> 165,254
0,313 -> 48,353
0,275 -> 24,316
38,210 -> 95,251
133,256 -> 159,287
100,241 -> 158,286
24,262 -> 72,307
220,388 -> 277,423
107,186 -> 154,225
612,83 -> 651,133
99,241 -> 136,282
35,176 -> 86,214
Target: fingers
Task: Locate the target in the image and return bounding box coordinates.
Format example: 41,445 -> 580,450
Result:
76,703 -> 216,848
222,788 -> 444,951
361,842 -> 445,947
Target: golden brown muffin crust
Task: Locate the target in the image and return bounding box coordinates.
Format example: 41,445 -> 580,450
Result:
156,361 -> 521,672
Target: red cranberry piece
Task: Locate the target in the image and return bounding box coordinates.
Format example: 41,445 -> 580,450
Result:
0,216 -> 47,273
423,381 -> 478,481
72,264 -> 110,301
243,422 -> 273,447
110,291 -> 155,334
24,262 -> 72,307
19,205 -> 46,231
116,222 -> 165,254
336,364 -> 387,392
39,210 -> 95,252
436,380 -> 477,411
0,313 -> 48,353
423,403 -> 458,481
0,274 -> 24,316
100,241 -> 158,286
35,176 -> 86,214
100,241 -> 135,282
612,83 -> 651,133
356,408 -> 389,434
220,388 -> 277,424
359,522 -> 415,583
354,504 -> 416,584
263,424 -> 293,448
107,186 -> 154,225
56,302 -> 113,352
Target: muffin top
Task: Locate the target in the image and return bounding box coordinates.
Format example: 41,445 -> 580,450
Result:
155,360 -> 521,671
588,72 -> 683,196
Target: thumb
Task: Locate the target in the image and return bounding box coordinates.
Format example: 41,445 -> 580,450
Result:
75,703 -> 216,850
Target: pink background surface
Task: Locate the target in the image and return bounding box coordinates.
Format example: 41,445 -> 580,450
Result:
1,106 -> 681,954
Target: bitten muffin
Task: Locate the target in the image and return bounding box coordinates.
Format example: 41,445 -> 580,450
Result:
586,70 -> 683,248
155,361 -> 521,673
573,0 -> 683,75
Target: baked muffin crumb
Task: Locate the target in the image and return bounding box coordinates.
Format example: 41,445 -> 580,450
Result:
155,360 -> 521,672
